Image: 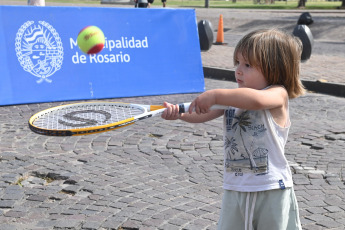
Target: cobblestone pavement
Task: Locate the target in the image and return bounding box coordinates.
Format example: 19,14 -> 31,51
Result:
1,79 -> 345,230
1,1 -> 345,229
196,8 -> 345,85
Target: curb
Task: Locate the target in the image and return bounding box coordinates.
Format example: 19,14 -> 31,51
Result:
203,66 -> 345,98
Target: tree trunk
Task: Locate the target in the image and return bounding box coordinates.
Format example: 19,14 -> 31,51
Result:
298,0 -> 306,8
28,0 -> 45,6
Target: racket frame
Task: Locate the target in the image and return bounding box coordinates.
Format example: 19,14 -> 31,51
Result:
28,101 -> 227,136
28,102 -> 166,136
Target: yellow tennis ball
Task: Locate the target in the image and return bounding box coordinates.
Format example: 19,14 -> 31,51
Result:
77,26 -> 105,55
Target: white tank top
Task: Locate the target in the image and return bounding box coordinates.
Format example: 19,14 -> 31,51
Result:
222,105 -> 293,192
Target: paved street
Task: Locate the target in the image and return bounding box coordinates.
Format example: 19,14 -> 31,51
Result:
196,8 -> 345,85
1,1 -> 345,229
0,79 -> 345,229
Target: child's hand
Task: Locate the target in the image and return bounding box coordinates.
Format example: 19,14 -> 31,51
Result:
189,90 -> 217,114
161,102 -> 181,120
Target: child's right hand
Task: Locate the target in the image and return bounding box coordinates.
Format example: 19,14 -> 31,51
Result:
161,102 -> 181,120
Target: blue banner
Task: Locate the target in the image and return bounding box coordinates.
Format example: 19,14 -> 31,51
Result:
0,6 -> 204,106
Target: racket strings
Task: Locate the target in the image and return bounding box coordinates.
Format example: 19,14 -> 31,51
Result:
32,104 -> 145,130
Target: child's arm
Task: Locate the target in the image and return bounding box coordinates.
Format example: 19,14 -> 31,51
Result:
161,102 -> 224,123
189,86 -> 288,114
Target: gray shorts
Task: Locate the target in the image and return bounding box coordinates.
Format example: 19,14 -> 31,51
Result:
217,188 -> 302,230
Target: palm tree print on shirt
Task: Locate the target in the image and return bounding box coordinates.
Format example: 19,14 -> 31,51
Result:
224,109 -> 269,175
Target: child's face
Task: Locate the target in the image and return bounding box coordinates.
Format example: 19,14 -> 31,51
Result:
234,52 -> 268,90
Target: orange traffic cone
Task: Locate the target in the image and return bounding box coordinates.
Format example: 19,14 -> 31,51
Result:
215,14 -> 226,45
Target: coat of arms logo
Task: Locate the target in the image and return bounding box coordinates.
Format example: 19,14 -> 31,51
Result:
15,21 -> 64,83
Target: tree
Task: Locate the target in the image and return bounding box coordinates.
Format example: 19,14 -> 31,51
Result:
298,0 -> 306,8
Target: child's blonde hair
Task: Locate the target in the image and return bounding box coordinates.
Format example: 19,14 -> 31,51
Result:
234,29 -> 305,98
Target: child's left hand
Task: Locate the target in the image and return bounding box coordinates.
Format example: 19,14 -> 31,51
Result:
189,90 -> 217,114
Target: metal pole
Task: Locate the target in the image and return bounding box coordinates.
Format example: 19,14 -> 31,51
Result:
205,0 -> 209,8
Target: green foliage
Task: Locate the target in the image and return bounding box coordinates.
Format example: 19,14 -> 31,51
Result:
17,0 -> 343,9
152,0 -> 342,9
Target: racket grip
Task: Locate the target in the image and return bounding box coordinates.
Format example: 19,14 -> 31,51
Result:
178,103 -> 227,113
178,103 -> 191,114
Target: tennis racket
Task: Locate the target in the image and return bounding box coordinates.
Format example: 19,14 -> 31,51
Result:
29,101 -> 227,136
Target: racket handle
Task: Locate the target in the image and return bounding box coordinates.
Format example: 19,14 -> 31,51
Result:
178,103 -> 191,113
178,103 -> 228,113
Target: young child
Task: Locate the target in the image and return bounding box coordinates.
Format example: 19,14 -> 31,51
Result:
161,29 -> 304,230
